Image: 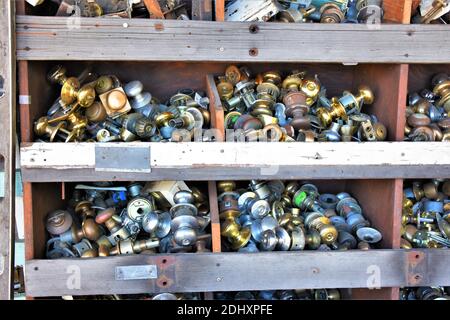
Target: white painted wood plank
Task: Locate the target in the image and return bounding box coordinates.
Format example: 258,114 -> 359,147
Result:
20,141 -> 450,169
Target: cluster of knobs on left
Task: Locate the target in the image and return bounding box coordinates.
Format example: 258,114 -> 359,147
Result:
34,66 -> 211,143
44,181 -> 211,259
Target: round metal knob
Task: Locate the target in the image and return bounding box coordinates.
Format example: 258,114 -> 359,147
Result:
46,210 -> 73,235
356,227 -> 382,244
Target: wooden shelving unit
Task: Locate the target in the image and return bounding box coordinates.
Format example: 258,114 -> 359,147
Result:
10,0 -> 450,300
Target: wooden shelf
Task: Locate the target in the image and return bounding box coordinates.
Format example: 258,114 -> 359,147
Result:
14,0 -> 450,301
20,142 -> 450,182
15,15 -> 450,63
24,249 -> 450,297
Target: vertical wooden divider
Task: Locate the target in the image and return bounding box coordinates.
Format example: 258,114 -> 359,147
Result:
353,0 -> 411,301
215,0 -> 225,21
208,181 -> 222,253
206,74 -> 225,142
143,0 -> 165,19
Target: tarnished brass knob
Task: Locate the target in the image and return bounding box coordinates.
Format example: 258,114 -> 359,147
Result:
225,65 -> 243,85
300,78 -> 321,106
400,238 -> 413,249
403,224 -> 418,243
217,77 -> 234,101
34,117 -> 77,142
155,112 -> 175,127
433,80 -> 450,111
320,3 -> 345,23
110,238 -> 160,255
47,65 -> 82,106
95,75 -> 117,94
217,181 -> 236,194
282,74 -> 302,92
305,229 -> 322,250
96,235 -> 113,257
85,101 -> 107,123
75,201 -> 95,218
221,219 -> 251,250
96,208 -> 131,244
305,212 -> 338,244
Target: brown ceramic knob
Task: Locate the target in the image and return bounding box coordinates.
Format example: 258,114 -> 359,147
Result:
75,201 -> 95,218
85,101 -> 107,123
235,115 -> 263,131
283,125 -> 295,138
107,89 -> 127,110
46,210 -> 73,235
407,113 -> 431,128
424,181 -> 439,199
410,126 -> 435,141
283,91 -> 308,113
429,123 -> 443,141
438,118 -> 450,130
443,180 -> 450,196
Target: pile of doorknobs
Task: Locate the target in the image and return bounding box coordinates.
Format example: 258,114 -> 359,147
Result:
215,289 -> 342,300
401,179 -> 450,249
45,181 -> 211,259
401,287 -> 450,300
406,73 -> 450,141
35,66 -> 210,143
225,0 -> 383,23
26,0 -> 204,20
217,66 -> 387,142
218,181 -> 382,252
412,0 -> 450,24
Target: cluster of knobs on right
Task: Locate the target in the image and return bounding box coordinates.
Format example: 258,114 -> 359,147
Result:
401,179 -> 450,249
406,74 -> 450,141
218,180 -> 382,253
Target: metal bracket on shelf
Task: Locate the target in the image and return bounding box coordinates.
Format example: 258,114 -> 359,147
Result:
115,265 -> 158,280
94,144 -> 152,173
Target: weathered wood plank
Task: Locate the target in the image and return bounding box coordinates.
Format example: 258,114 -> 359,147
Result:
19,142 -> 450,182
0,0 -> 16,300
15,16 -> 450,63
24,249 -> 450,297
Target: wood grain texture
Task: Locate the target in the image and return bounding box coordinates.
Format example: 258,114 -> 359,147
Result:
354,64 -> 408,141
143,0 -> 165,19
215,0 -> 224,21
0,0 -> 16,300
19,142 -> 450,182
383,0 -> 412,24
15,16 -> 450,63
206,74 -> 224,141
24,249 -> 450,297
208,181 -> 221,253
